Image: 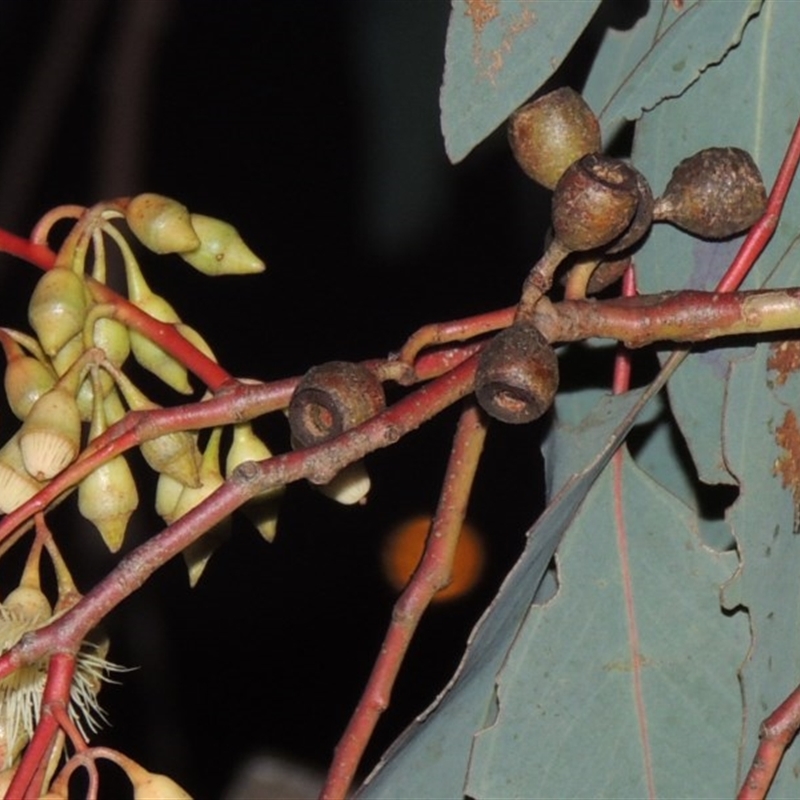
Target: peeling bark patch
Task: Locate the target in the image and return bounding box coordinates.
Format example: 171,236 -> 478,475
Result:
464,0 -> 536,86
767,340 -> 800,387
773,409 -> 800,526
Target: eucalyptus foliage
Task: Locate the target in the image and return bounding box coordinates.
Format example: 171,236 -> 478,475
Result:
359,2 -> 800,797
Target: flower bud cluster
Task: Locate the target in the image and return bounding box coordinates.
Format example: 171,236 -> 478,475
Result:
0,195 -> 272,562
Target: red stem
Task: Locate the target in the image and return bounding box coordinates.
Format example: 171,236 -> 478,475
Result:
0,356 -> 478,678
717,113 -> 800,293
0,228 -> 232,391
321,402 -> 488,800
5,652 -> 76,800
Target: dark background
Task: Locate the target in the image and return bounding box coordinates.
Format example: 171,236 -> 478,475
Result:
0,2 -> 635,797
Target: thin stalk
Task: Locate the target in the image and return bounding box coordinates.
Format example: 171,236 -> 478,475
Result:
321,402 -> 488,800
0,356 -> 478,678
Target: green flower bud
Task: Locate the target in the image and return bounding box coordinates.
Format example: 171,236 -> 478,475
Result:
129,292 -> 192,395
19,386 -> 82,480
317,460 -> 370,505
113,373 -> 201,487
124,248 -> 192,394
50,332 -> 85,378
155,471 -> 183,523
4,352 -> 56,421
28,268 -> 89,357
131,770 -> 193,800
180,214 -> 265,276
126,193 -> 201,255
225,422 -> 282,542
78,385 -> 139,552
172,428 -> 229,586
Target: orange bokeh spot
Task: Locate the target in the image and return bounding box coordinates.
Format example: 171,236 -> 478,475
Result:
380,515 -> 486,602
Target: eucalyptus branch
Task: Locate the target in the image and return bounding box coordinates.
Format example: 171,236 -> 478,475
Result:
0,355 -> 478,681
322,401 -> 489,800
534,288 -> 800,347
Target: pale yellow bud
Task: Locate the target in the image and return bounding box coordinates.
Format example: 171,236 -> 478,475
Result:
225,422 -> 272,473
155,471 -> 183,523
129,291 -> 192,395
78,389 -> 139,552
225,423 -> 282,542
317,460 -> 371,505
123,246 -> 192,395
78,454 -> 138,552
4,353 -> 56,421
132,771 -> 193,800
0,434 -> 45,513
113,373 -> 201,487
50,332 -> 85,377
180,214 -> 265,276
4,585 -> 52,623
19,386 -> 82,480
240,498 -> 280,543
126,193 -> 201,255
173,429 -> 228,586
142,432 -> 202,489
28,268 -> 89,356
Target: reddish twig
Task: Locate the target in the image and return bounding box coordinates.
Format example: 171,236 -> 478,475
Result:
737,688 -> 800,800
398,306 -> 514,366
718,113 -> 800,293
0,227 -> 232,391
6,652 -> 75,799
321,401 -> 488,800
0,377 -> 298,551
0,355 -> 479,680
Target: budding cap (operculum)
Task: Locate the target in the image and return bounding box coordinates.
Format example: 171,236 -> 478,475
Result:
180,214 -> 265,276
78,384 -> 139,552
508,87 -> 601,190
225,422 -> 282,541
126,193 -> 201,255
317,460 -> 371,506
28,267 -> 89,357
475,323 -> 559,424
19,385 -> 82,480
113,372 -> 201,487
171,428 -> 229,586
654,146 -> 767,239
4,353 -> 57,421
125,761 -> 193,800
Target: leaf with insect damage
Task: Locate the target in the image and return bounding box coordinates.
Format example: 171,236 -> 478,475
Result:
631,3 -> 800,793
583,0 -> 762,141
720,343 -> 800,796
466,443 -> 746,798
357,387 -> 662,799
